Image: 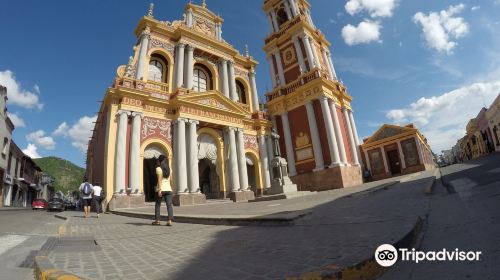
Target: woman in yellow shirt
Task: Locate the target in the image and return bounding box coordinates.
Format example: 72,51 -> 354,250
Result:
152,155 -> 173,226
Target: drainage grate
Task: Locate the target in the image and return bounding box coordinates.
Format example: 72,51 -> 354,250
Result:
53,237 -> 101,253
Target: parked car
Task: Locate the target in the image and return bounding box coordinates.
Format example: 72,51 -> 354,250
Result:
47,198 -> 66,212
32,199 -> 48,210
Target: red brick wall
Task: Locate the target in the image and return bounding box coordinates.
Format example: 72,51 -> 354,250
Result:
288,105 -> 314,174
90,106 -> 108,185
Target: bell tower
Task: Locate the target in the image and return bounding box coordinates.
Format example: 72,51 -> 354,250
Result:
262,0 -> 363,190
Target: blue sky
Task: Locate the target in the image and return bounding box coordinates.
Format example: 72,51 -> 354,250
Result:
1,0 -> 499,167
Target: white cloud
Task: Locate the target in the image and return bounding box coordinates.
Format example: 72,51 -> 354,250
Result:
413,4 -> 469,54
471,6 -> 480,11
0,70 -> 43,110
345,0 -> 398,18
26,130 -> 56,150
52,122 -> 69,137
60,115 -> 97,153
22,144 -> 41,159
386,81 -> 500,152
6,112 -> 25,127
342,20 -> 382,45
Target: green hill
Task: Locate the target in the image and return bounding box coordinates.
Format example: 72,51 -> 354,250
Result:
34,157 -> 85,194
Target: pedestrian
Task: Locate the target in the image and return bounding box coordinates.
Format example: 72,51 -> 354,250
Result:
93,181 -> 103,218
152,155 -> 173,226
79,180 -> 94,218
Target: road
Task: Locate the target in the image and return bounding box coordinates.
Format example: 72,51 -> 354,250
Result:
0,209 -> 64,280
381,153 -> 500,280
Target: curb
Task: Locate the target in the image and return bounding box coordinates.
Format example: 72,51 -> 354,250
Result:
34,256 -> 83,280
111,210 -> 311,226
289,216 -> 425,280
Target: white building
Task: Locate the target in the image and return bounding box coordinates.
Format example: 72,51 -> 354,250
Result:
0,85 -> 15,208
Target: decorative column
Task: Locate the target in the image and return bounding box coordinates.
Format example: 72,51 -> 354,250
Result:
348,109 -> 363,164
302,34 -> 316,70
281,113 -> 297,176
135,27 -> 151,80
283,0 -> 292,20
326,51 -> 338,80
321,49 -> 334,80
129,112 -> 143,193
266,135 -> 274,180
187,120 -> 200,193
227,127 -> 241,191
114,110 -> 129,193
270,9 -> 279,32
274,50 -> 286,86
186,8 -> 193,28
364,150 -> 372,171
319,97 -> 340,166
267,13 -> 276,33
305,101 -> 324,170
381,147 -> 389,173
228,60 -> 238,101
175,118 -> 188,193
267,55 -> 277,88
249,68 -> 259,112
397,141 -> 406,169
342,107 -> 360,165
220,60 -> 230,97
174,43 -> 186,90
310,38 -> 321,71
185,45 -> 194,90
289,0 -> 299,16
293,36 -> 307,74
236,129 -> 249,190
259,135 -> 271,188
329,100 -> 348,165
217,24 -> 222,40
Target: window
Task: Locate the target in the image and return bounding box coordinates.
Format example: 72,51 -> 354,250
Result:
402,139 -> 419,167
2,137 -> 8,155
368,149 -> 385,175
148,60 -> 163,82
276,7 -> 288,28
236,80 -> 247,104
193,67 -> 209,92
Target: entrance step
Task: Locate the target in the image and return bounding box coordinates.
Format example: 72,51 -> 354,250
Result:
249,191 -> 316,202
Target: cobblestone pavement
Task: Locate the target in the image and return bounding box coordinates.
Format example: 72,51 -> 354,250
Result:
48,172 -> 435,280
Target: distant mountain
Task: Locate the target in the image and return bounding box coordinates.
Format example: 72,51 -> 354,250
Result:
34,157 -> 85,194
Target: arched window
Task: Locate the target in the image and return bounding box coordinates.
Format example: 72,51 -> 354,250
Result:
276,7 -> 288,28
236,80 -> 247,104
148,60 -> 163,82
193,67 -> 209,92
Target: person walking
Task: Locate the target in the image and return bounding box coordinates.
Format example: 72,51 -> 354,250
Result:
79,180 -> 94,218
93,181 -> 103,218
152,155 -> 174,226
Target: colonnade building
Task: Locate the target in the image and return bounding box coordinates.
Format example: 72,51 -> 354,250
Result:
86,2 -> 273,208
263,0 -> 363,190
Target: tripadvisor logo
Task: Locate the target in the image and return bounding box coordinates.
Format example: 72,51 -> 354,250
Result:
375,244 -> 482,267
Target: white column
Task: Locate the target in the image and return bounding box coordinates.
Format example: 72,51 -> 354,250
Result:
327,51 -> 338,80
218,24 -> 222,40
310,37 -> 321,70
236,129 -> 249,190
415,137 -> 424,164
381,147 -> 389,173
397,141 -> 406,169
267,55 -> 277,88
270,9 -> 279,31
348,109 -> 363,163
187,9 -> 193,27
187,120 -> 199,193
249,68 -> 259,112
175,118 -> 188,193
129,112 -> 142,192
364,150 -> 372,171
259,135 -> 271,188
289,0 -> 299,16
135,27 -> 151,80
319,97 -> 340,166
227,127 -> 240,191
266,135 -> 274,180
174,43 -> 186,90
267,14 -> 276,33
303,34 -> 316,70
342,107 -> 360,165
228,60 -> 238,101
274,50 -> 286,86
185,45 -> 194,90
220,60 -> 230,97
114,110 -> 129,193
329,101 -> 348,165
281,113 -> 297,176
305,101 -> 324,170
321,49 -> 334,80
293,36 -> 307,74
283,0 -> 292,20
306,9 -> 315,27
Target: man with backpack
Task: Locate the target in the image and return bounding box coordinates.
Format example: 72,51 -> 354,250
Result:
79,180 -> 94,218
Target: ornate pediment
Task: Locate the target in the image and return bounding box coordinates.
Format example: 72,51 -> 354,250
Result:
177,91 -> 249,117
365,124 -> 416,144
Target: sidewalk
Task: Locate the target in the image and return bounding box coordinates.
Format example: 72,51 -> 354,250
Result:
112,171 -> 427,226
0,206 -> 29,211
42,171 -> 436,280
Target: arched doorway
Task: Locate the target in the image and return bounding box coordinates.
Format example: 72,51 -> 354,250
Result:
197,133 -> 220,199
245,152 -> 261,195
142,144 -> 168,202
